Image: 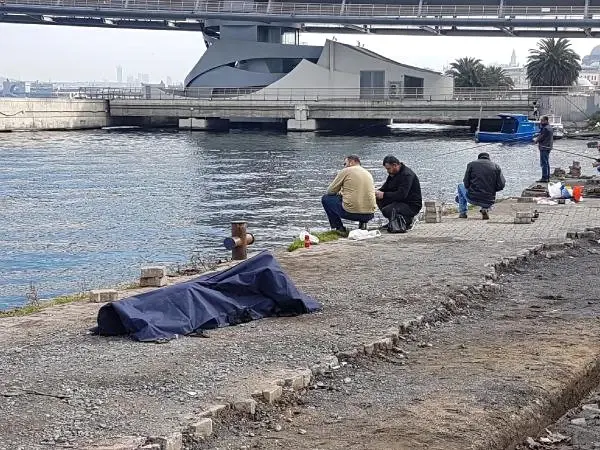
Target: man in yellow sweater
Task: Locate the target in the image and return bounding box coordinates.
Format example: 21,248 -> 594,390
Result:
321,155 -> 377,233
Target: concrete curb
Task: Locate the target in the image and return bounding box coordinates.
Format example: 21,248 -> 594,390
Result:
86,231 -> 600,450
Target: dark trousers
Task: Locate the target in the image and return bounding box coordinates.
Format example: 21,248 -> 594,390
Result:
539,150 -> 551,180
321,194 -> 374,230
377,200 -> 419,223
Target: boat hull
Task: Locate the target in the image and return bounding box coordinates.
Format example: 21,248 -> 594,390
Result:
475,131 -> 535,143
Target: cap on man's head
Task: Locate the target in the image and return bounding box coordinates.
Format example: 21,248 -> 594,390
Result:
477,152 -> 490,160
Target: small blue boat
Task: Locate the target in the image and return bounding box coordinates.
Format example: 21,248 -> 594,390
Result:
475,113 -> 537,143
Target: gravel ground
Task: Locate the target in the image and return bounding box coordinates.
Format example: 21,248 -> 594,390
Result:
206,244 -> 600,450
1,199 -> 599,449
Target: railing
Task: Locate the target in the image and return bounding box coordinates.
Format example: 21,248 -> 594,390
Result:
68,86 -> 596,102
3,0 -> 600,19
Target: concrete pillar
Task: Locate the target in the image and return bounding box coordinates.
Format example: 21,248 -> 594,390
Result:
287,118 -> 318,131
179,118 -> 229,131
584,0 -> 590,18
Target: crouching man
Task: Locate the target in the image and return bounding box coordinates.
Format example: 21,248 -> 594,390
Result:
321,155 -> 376,233
375,155 -> 422,230
456,152 -> 506,219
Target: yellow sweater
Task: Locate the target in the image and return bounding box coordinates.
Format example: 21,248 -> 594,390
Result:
327,165 -> 377,214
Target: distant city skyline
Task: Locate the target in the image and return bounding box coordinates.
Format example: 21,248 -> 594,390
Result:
1,22 -> 599,83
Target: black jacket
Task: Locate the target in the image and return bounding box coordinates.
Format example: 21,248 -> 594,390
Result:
379,164 -> 422,213
463,156 -> 506,207
537,124 -> 553,151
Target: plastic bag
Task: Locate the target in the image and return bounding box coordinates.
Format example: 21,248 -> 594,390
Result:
298,231 -> 319,244
548,182 -> 563,199
348,229 -> 382,240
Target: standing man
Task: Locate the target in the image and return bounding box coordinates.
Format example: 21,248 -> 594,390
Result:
456,152 -> 505,220
321,155 -> 376,233
375,155 -> 422,229
534,115 -> 553,183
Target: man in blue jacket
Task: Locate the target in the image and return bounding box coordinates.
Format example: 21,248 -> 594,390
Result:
457,152 -> 506,220
375,155 -> 422,229
534,115 -> 554,183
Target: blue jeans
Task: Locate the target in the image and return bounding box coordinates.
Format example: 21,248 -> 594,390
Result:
321,194 -> 374,229
539,150 -> 551,180
456,183 -> 490,215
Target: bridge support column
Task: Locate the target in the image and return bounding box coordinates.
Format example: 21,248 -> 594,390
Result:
179,117 -> 229,131
287,104 -> 319,131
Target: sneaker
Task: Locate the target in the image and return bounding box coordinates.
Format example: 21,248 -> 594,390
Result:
459,213 -> 468,219
335,227 -> 349,236
481,210 -> 490,220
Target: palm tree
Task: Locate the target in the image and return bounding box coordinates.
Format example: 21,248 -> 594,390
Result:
526,38 -> 581,87
482,65 -> 514,89
445,57 -> 485,88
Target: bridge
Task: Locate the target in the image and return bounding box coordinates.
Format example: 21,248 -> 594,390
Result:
102,86 -> 537,130
2,0 -> 600,37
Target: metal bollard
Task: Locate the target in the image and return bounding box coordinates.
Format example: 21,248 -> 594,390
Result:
223,221 -> 255,260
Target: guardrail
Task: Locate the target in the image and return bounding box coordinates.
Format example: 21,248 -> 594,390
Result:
3,0 -> 600,18
66,86 -> 596,102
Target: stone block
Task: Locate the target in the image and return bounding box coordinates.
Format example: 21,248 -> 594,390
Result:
233,399 -> 256,415
514,218 -> 532,224
424,201 -> 439,208
515,211 -> 534,219
579,231 -> 596,239
285,374 -> 305,390
198,404 -> 228,418
84,436 -> 147,450
149,433 -> 182,450
517,197 -> 537,203
187,418 -> 213,438
89,289 -> 118,303
262,385 -> 282,404
299,368 -> 313,387
139,276 -> 167,287
337,349 -> 359,360
140,266 -> 166,278
363,343 -> 375,355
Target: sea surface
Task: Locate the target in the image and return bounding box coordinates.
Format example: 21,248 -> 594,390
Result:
0,126 -> 597,309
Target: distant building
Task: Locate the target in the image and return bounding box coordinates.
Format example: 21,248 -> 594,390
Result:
582,45 -> 600,67
1,80 -> 54,98
116,65 -> 123,83
501,49 -> 529,89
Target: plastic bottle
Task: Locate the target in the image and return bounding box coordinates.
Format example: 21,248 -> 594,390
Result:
304,234 -> 311,248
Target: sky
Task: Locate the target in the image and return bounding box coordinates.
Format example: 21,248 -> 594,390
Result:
1,22 -> 598,83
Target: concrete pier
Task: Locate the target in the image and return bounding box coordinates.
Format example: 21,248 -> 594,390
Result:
178,117 -> 230,131
0,98 -> 110,131
1,197 -> 600,448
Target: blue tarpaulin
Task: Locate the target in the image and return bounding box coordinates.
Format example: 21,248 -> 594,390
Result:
95,251 -> 321,342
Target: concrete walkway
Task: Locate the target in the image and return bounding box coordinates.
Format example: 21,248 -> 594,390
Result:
1,198 -> 599,449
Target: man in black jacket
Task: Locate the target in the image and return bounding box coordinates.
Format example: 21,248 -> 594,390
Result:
375,155 -> 422,228
457,152 -> 506,220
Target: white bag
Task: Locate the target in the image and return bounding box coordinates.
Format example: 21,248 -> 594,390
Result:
547,182 -> 563,199
348,229 -> 382,240
298,231 -> 319,244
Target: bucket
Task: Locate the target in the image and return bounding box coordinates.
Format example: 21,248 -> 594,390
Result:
573,185 -> 583,202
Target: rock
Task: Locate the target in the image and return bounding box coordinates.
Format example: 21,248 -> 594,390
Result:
273,424 -> 282,432
571,417 -> 586,425
148,433 -> 182,450
233,399 -> 257,415
298,429 -> 307,435
198,404 -> 228,418
262,385 -> 282,404
187,418 -> 213,438
343,378 -> 351,384
525,437 -> 540,449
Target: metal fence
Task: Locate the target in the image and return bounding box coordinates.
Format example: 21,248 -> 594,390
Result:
4,0 -> 600,18
68,86 -> 596,102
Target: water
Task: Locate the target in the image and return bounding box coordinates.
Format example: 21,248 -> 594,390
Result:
0,127 -> 596,309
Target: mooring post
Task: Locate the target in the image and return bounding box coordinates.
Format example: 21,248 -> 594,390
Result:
223,221 -> 255,260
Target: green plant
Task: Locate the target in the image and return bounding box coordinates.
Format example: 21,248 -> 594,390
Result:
287,230 -> 342,252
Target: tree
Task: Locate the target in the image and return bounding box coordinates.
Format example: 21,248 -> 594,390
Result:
526,38 -> 581,87
445,57 -> 485,88
482,65 -> 514,89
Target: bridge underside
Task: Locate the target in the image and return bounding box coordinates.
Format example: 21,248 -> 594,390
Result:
3,0 -> 600,37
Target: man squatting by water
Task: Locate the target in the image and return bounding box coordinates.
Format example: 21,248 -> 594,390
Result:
321,155 -> 422,232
